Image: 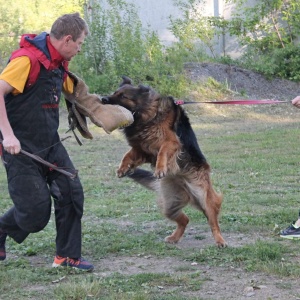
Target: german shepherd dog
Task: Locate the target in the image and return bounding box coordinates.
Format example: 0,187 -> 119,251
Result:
102,77 -> 226,247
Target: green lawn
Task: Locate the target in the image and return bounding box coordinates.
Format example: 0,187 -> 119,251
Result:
1,103 -> 300,299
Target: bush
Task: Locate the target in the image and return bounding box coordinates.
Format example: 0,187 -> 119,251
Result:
239,44 -> 300,81
70,0 -> 202,97
269,45 -> 300,81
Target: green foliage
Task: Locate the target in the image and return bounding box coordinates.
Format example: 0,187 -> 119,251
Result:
0,0 -> 84,71
72,0 -> 192,97
227,0 -> 300,51
222,0 -> 300,80
2,0 -> 300,87
169,0 -> 219,58
238,44 -> 300,81
169,0 -> 300,81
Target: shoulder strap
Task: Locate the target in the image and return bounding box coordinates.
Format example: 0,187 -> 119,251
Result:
10,48 -> 41,89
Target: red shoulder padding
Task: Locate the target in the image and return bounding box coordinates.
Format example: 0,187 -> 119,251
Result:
10,48 -> 69,88
10,48 -> 41,89
10,33 -> 70,88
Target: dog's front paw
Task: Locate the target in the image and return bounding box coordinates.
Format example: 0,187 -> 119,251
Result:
117,165 -> 132,178
164,235 -> 180,244
216,238 -> 227,248
154,168 -> 167,178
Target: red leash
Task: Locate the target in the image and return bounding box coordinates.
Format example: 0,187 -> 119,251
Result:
174,99 -> 291,105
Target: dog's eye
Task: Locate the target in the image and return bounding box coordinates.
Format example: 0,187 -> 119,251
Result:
121,94 -> 129,99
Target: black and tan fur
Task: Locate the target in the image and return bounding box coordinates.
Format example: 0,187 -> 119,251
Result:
102,77 -> 226,247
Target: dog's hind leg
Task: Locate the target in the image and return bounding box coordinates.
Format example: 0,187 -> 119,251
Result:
191,183 -> 226,248
185,168 -> 226,248
204,188 -> 226,248
159,176 -> 190,243
164,212 -> 189,243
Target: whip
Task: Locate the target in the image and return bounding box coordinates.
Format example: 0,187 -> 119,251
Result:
0,139 -> 77,179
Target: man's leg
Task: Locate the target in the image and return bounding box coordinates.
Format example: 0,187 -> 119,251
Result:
48,144 -> 93,271
0,154 -> 52,259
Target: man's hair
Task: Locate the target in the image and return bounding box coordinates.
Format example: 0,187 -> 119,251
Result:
50,12 -> 89,41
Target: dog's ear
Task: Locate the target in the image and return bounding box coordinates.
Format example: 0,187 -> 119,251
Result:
138,84 -> 150,94
120,76 -> 132,87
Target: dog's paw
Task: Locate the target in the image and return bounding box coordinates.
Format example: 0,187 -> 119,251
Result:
216,240 -> 227,248
212,233 -> 227,248
117,171 -> 126,178
117,166 -> 131,178
164,235 -> 180,244
154,168 -> 167,178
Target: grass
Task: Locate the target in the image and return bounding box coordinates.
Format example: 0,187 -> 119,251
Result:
1,97 -> 300,299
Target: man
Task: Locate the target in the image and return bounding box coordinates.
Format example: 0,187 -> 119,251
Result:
280,96 -> 300,239
0,13 -> 132,271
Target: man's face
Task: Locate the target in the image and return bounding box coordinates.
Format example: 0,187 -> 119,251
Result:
61,31 -> 86,61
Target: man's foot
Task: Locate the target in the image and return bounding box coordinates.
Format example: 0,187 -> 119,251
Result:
0,229 -> 7,261
52,255 -> 94,271
280,222 -> 300,239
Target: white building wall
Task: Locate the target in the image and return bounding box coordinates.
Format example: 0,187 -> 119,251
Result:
125,0 -> 257,58
96,0 -> 257,58
125,0 -> 182,45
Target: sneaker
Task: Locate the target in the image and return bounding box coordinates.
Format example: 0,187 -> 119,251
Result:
0,229 -> 7,261
52,255 -> 94,271
280,222 -> 300,239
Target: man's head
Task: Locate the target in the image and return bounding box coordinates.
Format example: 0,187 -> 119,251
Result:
50,12 -> 89,61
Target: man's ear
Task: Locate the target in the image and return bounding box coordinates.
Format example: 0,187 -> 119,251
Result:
64,35 -> 73,44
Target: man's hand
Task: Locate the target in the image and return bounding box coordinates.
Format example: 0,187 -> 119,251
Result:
292,96 -> 300,108
0,79 -> 20,154
2,135 -> 21,155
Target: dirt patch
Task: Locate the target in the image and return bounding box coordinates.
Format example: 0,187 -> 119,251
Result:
95,257 -> 293,299
184,62 -> 300,101
94,231 -> 300,299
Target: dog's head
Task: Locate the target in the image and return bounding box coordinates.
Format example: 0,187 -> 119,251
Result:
102,76 -> 159,114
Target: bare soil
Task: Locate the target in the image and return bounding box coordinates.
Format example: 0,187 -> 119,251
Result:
184,62 -> 300,101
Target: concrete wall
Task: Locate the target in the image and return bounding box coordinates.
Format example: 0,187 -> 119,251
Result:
126,0 -> 182,45
125,0 -> 257,58
96,0 -> 257,58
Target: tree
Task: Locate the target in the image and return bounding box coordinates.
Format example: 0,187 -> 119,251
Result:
227,0 -> 300,52
0,0 -> 84,70
169,0 -> 219,58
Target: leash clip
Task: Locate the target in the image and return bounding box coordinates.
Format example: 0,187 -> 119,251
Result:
174,99 -> 185,105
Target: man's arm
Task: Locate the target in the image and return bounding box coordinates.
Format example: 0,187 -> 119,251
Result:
0,79 -> 21,155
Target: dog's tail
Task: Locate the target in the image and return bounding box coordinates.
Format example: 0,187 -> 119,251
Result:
126,168 -> 159,191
